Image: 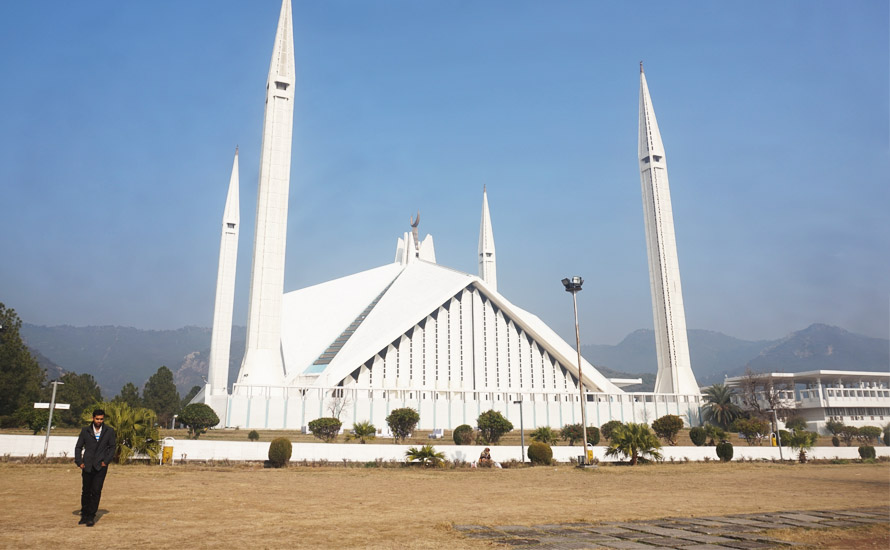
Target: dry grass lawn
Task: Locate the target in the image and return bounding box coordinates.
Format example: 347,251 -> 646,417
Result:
0,461 -> 887,549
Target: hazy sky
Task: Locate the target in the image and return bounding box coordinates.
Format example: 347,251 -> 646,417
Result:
1,1 -> 887,345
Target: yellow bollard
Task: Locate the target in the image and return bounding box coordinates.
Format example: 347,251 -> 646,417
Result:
771,433 -> 777,447
162,445 -> 174,465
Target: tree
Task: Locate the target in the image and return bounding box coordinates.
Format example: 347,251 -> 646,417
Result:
784,415 -> 807,432
731,417 -> 770,446
326,390 -> 351,420
651,415 -> 684,445
735,368 -> 793,419
16,406 -> 49,434
857,426 -> 882,445
604,423 -> 663,465
114,382 -> 142,408
55,372 -> 103,426
179,403 -> 220,439
81,401 -> 160,463
143,366 -> 180,426
346,420 -> 376,444
0,303 -> 45,417
533,426 -> 559,445
405,444 -> 445,467
825,419 -> 844,436
308,417 -> 342,442
601,420 -> 624,442
476,410 -> 513,445
703,423 -> 727,446
386,408 -> 420,443
248,430 -> 260,441
559,424 -> 600,446
839,426 -> 859,447
702,384 -> 742,429
181,385 -> 201,408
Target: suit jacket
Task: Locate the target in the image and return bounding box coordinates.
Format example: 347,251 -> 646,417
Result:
75,424 -> 116,472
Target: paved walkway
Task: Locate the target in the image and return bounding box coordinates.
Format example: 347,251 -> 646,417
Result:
454,507 -> 888,549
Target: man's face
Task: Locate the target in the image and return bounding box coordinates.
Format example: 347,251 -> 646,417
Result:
93,415 -> 105,427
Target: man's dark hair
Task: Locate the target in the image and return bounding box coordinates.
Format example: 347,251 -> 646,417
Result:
93,409 -> 106,418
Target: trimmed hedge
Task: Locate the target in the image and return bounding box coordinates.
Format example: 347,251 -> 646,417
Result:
858,445 -> 876,460
689,426 -> 706,446
716,441 -> 733,462
268,437 -> 293,467
453,424 -> 474,445
527,441 -> 553,466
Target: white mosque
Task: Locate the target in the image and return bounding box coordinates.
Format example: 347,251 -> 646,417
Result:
195,0 -> 702,431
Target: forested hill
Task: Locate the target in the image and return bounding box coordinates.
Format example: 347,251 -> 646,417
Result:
20,322 -> 887,398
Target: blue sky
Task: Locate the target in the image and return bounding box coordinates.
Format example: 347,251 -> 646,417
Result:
1,1 -> 887,345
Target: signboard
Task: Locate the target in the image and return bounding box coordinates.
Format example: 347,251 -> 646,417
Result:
34,403 -> 70,409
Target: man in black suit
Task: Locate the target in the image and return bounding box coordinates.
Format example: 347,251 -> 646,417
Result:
74,409 -> 116,527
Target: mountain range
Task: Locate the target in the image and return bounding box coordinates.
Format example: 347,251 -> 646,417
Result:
20,322 -> 888,396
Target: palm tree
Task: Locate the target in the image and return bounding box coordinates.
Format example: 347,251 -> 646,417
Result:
786,429 -> 818,463
604,423 -> 662,465
347,420 -> 376,444
82,401 -> 160,462
405,444 -> 446,467
531,426 -> 559,445
702,384 -> 743,428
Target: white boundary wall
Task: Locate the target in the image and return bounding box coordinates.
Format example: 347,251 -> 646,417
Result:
2,435 -> 886,463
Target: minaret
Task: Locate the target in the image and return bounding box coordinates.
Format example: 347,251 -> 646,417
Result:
638,63 -> 699,394
207,149 -> 240,403
478,186 -> 497,290
238,0 -> 295,387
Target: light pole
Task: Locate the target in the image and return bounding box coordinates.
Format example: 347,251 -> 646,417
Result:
562,276 -> 589,465
513,399 -> 525,462
171,414 -> 178,430
768,409 -> 783,460
43,381 -> 64,457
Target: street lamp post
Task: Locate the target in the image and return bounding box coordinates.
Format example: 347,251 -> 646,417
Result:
513,399 -> 525,462
562,276 -> 589,465
171,414 -> 178,430
43,381 -> 64,457
768,409 -> 783,461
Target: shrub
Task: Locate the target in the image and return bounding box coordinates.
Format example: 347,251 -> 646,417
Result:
730,417 -> 769,446
587,426 -> 601,446
268,437 -> 292,467
308,417 -> 342,442
884,424 -> 890,446
527,441 -> 553,466
601,420 -> 623,442
689,426 -> 707,446
80,401 -> 160,463
716,441 -> 733,462
386,408 -> 420,443
787,430 -> 818,463
533,426 -> 559,445
784,415 -> 807,432
179,403 -> 220,439
248,430 -> 260,442
858,445 -> 876,460
703,423 -> 727,446
452,424 -> 474,445
476,410 -> 513,445
831,436 -> 840,447
858,426 -> 882,445
652,415 -> 684,445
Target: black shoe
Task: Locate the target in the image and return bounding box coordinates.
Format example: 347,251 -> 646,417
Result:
78,517 -> 87,525
86,518 -> 95,527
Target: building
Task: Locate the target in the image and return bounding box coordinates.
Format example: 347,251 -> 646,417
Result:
724,370 -> 890,434
197,0 -> 704,431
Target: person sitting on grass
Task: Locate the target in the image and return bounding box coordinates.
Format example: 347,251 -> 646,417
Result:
479,447 -> 493,467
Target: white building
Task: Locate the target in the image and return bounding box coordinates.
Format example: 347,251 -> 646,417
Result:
724,370 -> 890,434
197,1 -> 704,431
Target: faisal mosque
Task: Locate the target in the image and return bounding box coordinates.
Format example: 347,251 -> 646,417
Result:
195,0 -> 702,430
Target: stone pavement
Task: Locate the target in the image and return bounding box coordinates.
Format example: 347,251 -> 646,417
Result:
454,507 -> 888,549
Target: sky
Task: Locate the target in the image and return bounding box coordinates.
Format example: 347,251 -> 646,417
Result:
1,1 -> 887,346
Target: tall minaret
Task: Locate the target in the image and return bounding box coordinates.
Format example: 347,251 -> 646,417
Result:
638,63 -> 699,394
478,186 -> 497,290
207,149 -> 240,403
238,0 -> 295,387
